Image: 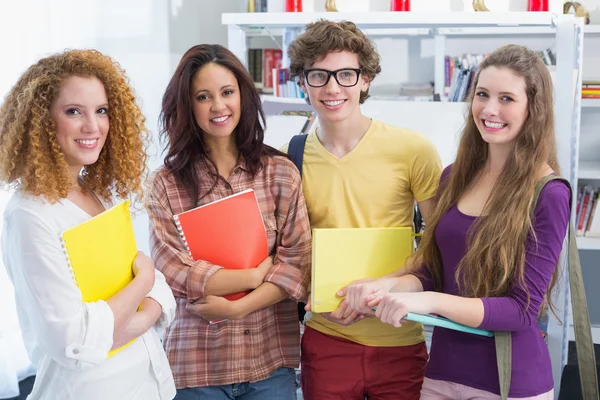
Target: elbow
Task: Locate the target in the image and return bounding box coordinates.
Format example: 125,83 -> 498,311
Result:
506,308 -> 537,332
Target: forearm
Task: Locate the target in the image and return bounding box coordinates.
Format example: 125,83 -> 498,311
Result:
203,268 -> 260,296
429,292 -> 485,328
390,274 -> 424,293
107,274 -> 152,335
111,298 -> 162,350
233,282 -> 287,319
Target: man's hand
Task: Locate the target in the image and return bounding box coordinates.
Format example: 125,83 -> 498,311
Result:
306,292 -> 365,326
342,277 -> 398,314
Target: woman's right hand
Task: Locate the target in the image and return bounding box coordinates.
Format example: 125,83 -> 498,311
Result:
132,251 -> 155,291
344,277 -> 398,314
252,255 -> 274,288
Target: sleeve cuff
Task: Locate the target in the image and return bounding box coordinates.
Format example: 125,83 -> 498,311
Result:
65,300 -> 114,367
145,270 -> 177,330
185,262 -> 223,301
477,298 -> 493,329
264,262 -> 307,302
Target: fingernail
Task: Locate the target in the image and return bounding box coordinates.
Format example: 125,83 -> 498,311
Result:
337,291 -> 344,296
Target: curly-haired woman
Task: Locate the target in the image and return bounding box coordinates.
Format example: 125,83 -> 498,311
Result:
0,49 -> 176,400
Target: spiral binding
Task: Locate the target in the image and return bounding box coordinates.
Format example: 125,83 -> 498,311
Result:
60,235 -> 80,288
173,214 -> 193,258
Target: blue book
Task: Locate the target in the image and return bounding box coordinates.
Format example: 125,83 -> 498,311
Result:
371,308 -> 493,337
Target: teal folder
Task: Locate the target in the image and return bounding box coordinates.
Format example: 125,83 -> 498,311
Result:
371,308 -> 493,337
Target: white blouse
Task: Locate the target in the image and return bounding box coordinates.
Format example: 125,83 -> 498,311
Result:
1,191 -> 176,400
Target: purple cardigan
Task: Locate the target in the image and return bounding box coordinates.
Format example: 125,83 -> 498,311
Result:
415,167 -> 570,397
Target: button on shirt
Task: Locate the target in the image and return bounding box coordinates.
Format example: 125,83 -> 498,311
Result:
147,155 -> 311,388
1,192 -> 177,400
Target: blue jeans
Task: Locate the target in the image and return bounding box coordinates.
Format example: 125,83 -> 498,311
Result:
174,367 -> 297,400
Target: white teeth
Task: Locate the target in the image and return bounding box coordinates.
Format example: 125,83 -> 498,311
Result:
484,120 -> 506,129
75,139 -> 97,145
211,116 -> 229,123
323,100 -> 344,107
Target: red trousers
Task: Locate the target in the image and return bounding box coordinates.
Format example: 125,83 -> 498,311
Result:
300,326 -> 427,400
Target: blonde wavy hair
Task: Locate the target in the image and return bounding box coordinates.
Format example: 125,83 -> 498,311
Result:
287,19 -> 382,104
0,49 -> 149,202
412,44 -> 560,313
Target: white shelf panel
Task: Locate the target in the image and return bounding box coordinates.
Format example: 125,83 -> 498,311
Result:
246,27 -> 431,37
585,25 -> 600,34
568,325 -> 600,344
441,25 -> 600,36
578,161 -> 600,180
223,12 -> 556,29
576,236 -> 600,250
582,99 -> 600,108
439,26 -> 555,36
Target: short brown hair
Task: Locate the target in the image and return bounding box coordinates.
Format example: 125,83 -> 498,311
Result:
0,49 -> 149,202
287,19 -> 381,104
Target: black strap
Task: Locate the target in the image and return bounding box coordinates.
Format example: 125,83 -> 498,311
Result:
287,134 -> 308,323
288,134 -> 308,178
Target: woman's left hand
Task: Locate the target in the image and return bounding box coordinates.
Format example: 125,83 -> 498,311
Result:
374,292 -> 435,328
186,295 -> 241,321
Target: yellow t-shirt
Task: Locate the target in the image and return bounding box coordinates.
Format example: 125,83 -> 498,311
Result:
283,119 -> 442,347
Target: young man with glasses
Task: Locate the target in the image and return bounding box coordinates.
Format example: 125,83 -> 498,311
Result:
282,20 -> 442,399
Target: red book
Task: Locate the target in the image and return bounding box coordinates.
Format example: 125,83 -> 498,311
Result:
174,189 -> 268,301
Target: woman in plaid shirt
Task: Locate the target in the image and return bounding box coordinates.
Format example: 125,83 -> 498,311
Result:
146,44 -> 311,400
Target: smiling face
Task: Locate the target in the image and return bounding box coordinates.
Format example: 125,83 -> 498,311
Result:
471,66 -> 529,148
300,50 -> 369,124
50,76 -> 109,173
191,62 -> 241,143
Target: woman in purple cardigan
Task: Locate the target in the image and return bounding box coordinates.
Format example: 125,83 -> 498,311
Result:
344,44 -> 568,399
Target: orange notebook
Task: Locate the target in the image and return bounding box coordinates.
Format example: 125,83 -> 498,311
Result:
174,188 -> 268,301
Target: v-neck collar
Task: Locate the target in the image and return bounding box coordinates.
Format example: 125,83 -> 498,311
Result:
312,119 -> 375,163
61,190 -> 111,220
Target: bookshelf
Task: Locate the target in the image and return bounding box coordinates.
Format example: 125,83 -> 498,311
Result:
224,11 -> 585,395
582,98 -> 600,108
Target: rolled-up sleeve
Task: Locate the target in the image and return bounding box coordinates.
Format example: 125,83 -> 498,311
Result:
264,161 -> 311,302
4,207 -> 114,369
145,268 -> 177,331
478,182 -> 570,332
146,171 -> 223,302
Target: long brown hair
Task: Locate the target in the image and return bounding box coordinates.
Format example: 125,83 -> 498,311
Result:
160,44 -> 284,204
412,44 -> 559,311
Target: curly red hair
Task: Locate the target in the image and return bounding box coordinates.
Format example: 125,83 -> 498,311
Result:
0,49 -> 149,202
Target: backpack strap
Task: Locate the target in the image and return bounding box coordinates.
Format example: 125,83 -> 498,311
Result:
288,134 -> 308,178
496,175 -> 599,399
287,134 -> 308,323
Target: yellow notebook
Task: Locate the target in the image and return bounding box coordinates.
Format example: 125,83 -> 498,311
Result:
60,200 -> 137,358
311,227 -> 414,313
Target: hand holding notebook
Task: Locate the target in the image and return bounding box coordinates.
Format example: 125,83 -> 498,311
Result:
174,189 -> 269,301
310,227 -> 413,313
370,307 -> 493,337
60,200 -> 138,358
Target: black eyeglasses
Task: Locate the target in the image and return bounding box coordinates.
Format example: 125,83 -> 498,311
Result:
303,68 -> 362,88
